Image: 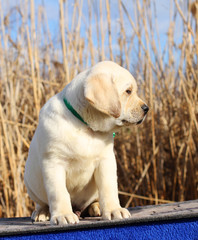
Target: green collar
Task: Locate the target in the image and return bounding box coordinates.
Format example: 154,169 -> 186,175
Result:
63,97 -> 115,138
63,98 -> 88,125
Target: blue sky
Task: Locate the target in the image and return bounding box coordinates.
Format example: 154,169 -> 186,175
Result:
1,0 -> 189,68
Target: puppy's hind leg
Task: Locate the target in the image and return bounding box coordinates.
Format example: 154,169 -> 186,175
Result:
31,204 -> 50,222
88,201 -> 101,217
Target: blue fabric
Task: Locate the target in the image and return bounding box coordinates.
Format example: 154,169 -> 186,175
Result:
1,218 -> 198,240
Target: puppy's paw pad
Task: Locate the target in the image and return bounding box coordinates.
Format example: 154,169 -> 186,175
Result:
50,212 -> 79,225
103,208 -> 131,220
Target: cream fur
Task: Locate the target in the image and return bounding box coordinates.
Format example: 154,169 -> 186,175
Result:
24,61 -> 148,225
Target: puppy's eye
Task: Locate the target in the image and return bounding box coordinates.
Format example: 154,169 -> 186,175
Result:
126,89 -> 132,95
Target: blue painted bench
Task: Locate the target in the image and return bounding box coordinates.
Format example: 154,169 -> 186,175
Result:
0,200 -> 198,240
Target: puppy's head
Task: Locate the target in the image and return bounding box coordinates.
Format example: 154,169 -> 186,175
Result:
84,61 -> 149,129
116,72 -> 149,126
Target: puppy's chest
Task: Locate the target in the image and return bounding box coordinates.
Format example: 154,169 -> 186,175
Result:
65,137 -> 105,192
67,132 -> 109,159
60,129 -> 112,190
66,159 -> 97,192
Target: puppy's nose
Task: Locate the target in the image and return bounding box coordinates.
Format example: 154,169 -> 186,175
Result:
141,104 -> 149,114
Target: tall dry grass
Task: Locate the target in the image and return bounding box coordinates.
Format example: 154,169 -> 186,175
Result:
0,0 -> 197,218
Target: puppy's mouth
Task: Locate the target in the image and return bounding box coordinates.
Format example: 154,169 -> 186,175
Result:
136,119 -> 143,125
122,117 -> 145,126
121,120 -> 131,126
136,115 -> 147,125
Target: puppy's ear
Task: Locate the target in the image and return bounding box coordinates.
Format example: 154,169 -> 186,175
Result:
84,73 -> 121,118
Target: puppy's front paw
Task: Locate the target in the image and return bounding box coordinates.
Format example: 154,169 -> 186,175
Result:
50,212 -> 79,225
102,207 -> 131,220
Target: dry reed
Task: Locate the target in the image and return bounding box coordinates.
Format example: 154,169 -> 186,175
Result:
0,0 -> 197,218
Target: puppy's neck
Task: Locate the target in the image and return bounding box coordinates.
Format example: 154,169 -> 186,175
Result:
83,105 -> 117,133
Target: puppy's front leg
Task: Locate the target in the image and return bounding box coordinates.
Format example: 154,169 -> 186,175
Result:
42,160 -> 79,225
94,153 -> 131,220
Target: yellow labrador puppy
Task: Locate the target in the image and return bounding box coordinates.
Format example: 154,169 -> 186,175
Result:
24,61 -> 149,225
